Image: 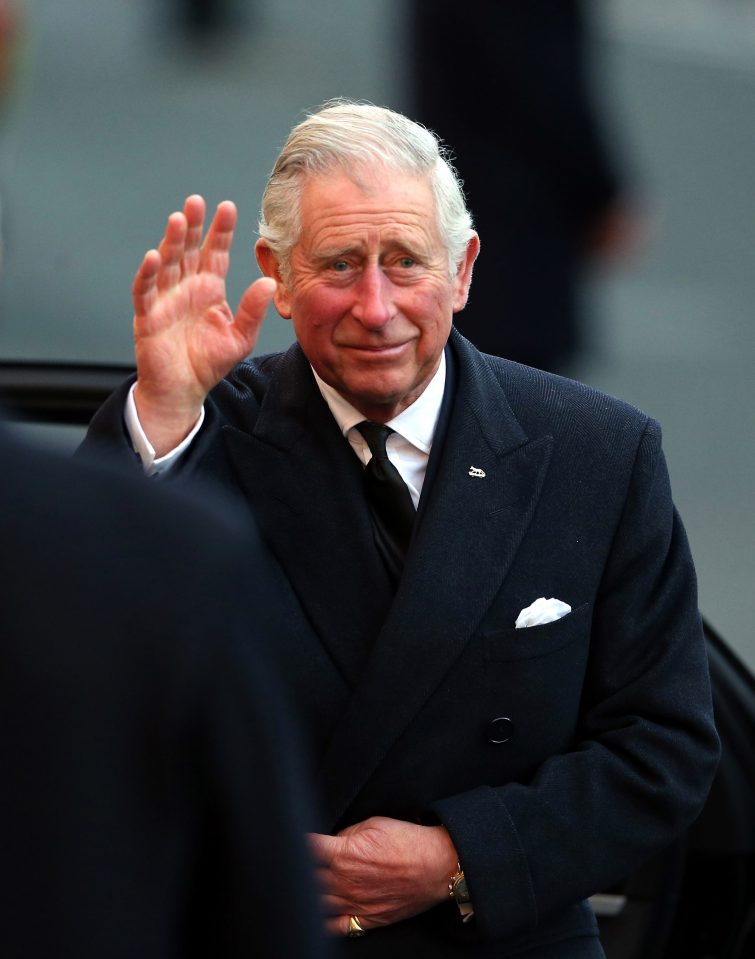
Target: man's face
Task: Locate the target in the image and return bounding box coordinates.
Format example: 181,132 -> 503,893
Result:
257,168 -> 478,422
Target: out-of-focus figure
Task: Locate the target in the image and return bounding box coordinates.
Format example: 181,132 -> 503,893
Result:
0,0 -> 21,102
412,0 -> 641,372
170,0 -> 250,42
0,0 -> 23,268
0,426 -> 328,959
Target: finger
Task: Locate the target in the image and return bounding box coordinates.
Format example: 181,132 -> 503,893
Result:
132,249 -> 161,317
198,199 -> 237,278
314,866 -> 343,897
181,194 -> 206,277
320,893 -> 358,915
232,277 -> 276,353
308,831 -> 341,866
156,211 -> 188,292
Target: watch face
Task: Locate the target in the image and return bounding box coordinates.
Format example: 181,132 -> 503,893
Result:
453,875 -> 470,903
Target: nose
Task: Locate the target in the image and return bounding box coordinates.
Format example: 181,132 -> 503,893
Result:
351,263 -> 393,330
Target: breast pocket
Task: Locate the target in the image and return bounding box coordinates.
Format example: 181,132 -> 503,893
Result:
483,601 -> 591,662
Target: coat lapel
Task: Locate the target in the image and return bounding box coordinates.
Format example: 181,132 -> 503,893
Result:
221,346 -> 393,688
317,333 -> 554,824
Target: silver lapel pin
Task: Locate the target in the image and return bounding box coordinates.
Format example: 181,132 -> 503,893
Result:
468,466 -> 486,478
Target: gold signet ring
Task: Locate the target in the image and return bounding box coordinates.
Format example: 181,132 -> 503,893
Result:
347,915 -> 366,937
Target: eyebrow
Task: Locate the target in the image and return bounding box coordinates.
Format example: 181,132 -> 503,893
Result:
310,245 -> 364,264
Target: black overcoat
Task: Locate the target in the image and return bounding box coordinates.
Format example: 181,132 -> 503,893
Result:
83,328 -> 720,957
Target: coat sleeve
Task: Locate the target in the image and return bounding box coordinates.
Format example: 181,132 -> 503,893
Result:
76,374 -> 145,470
430,418 -> 720,942
78,374 -> 225,479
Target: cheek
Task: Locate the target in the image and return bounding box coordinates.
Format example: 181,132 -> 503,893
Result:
290,293 -> 346,364
292,285 -> 348,330
412,290 -> 453,346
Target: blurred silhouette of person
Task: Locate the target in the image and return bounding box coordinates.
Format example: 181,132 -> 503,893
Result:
0,0 -> 24,268
171,0 -> 250,42
0,0 -> 21,104
412,0 -> 640,372
0,423 -> 328,959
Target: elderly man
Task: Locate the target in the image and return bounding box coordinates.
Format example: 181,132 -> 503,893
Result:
83,101 -> 719,958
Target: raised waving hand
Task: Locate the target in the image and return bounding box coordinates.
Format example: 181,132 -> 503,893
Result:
132,195 -> 276,455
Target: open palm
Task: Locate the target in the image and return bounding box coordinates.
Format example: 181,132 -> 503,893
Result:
133,195 -> 275,446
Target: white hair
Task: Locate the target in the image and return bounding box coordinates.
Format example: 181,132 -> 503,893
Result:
258,100 -> 475,282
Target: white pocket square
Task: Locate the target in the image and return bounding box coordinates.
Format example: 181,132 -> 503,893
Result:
515,597 -> 572,629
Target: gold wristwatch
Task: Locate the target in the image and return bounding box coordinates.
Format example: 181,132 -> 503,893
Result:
448,863 -> 475,922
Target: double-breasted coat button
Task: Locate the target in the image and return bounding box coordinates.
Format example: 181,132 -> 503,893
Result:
488,716 -> 515,744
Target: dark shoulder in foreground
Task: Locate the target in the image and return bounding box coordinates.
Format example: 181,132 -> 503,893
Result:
2,421 -> 252,560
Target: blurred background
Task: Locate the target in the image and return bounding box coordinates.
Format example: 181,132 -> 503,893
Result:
0,0 -> 752,669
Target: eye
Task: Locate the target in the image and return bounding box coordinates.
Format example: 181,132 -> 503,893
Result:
331,260 -> 350,272
398,256 -> 416,269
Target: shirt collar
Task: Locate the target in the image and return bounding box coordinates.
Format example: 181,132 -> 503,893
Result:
311,351 -> 446,455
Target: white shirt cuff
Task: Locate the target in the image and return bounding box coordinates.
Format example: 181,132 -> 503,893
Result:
124,382 -> 205,476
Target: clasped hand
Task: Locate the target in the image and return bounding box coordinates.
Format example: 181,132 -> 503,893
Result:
131,194 -> 277,456
309,816 -> 458,936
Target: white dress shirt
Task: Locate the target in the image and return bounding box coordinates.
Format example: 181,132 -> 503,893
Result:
124,353 -> 446,498
311,353 -> 446,508
124,382 -> 205,475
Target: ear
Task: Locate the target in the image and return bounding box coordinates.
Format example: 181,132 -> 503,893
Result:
451,232 -> 480,313
255,239 -> 292,319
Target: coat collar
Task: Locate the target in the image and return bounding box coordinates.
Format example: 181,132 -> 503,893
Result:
222,344 -> 395,687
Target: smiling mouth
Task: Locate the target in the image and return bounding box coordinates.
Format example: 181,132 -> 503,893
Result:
342,341 -> 410,354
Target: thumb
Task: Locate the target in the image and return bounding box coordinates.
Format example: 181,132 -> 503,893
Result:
233,276 -> 277,350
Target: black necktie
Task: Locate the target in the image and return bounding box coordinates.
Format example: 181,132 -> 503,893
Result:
356,421 -> 416,580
